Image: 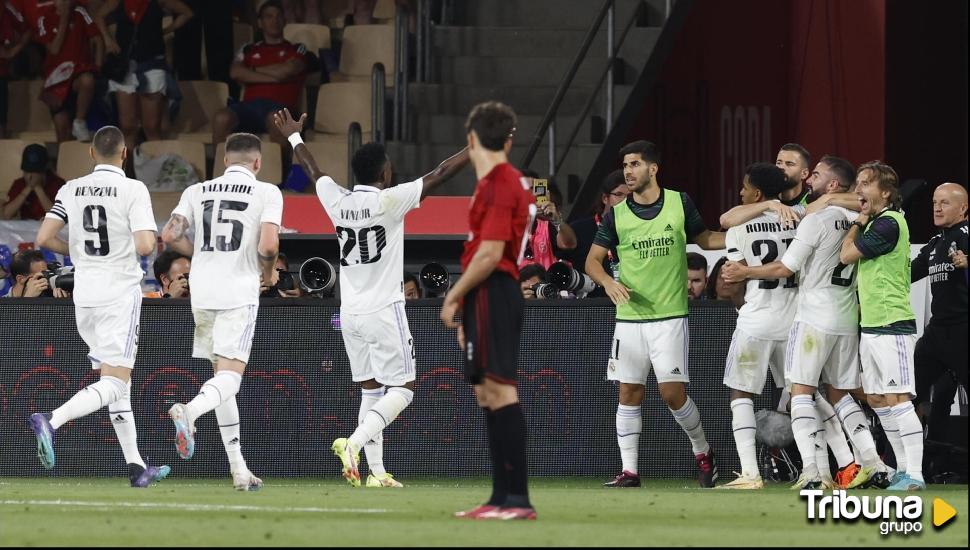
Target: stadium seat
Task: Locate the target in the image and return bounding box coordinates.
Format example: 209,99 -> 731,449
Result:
55,141 -> 96,182
373,0 -> 396,23
312,82 -> 372,138
212,141 -> 283,184
0,139 -> 27,200
7,80 -> 57,144
284,23 -> 332,54
170,81 -> 230,143
138,141 -> 207,180
331,24 -> 395,86
149,191 -> 182,223
302,141 -> 351,188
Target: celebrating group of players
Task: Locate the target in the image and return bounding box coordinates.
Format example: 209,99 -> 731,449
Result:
24,97 -> 950,524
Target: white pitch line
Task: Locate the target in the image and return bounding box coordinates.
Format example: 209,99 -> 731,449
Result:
1,500 -> 389,514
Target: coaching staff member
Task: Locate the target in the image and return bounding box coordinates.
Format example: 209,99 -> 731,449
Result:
441,101 -> 537,521
911,183 -> 968,427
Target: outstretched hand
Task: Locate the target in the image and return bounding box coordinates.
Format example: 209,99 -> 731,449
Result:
273,108 -> 307,140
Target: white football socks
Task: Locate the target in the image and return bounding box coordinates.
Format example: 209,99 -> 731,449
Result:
349,387 -> 413,451
834,394 -> 880,467
51,375 -> 127,430
108,380 -> 146,468
874,406 -> 907,472
616,404 -> 641,474
670,397 -> 710,456
360,387 -> 386,477
790,394 -> 819,478
215,396 -> 246,474
815,396 -> 853,468
892,401 -> 924,481
185,370 -> 242,425
730,398 -> 759,478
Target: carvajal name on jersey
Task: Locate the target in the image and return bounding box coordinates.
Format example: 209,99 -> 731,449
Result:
834,219 -> 852,231
341,208 -> 372,221
202,183 -> 253,195
75,186 -> 118,197
631,235 -> 675,259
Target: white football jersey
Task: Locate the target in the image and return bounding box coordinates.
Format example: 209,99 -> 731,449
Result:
315,176 -> 422,314
781,206 -> 859,335
725,211 -> 798,341
46,164 -> 156,307
172,166 -> 283,310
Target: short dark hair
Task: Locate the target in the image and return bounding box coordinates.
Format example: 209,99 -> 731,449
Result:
153,250 -> 189,282
519,263 -> 547,283
10,250 -> 45,279
619,140 -> 661,165
226,133 -> 262,155
858,160 -> 901,209
686,252 -> 708,272
779,143 -> 812,168
403,271 -> 421,294
258,0 -> 284,18
351,142 -> 389,184
465,101 -> 517,151
745,162 -> 791,200
600,169 -> 625,195
819,155 -> 856,191
92,126 -> 125,158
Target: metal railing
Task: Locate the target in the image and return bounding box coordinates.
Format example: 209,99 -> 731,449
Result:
348,122 -> 362,185
372,63 -> 386,144
520,0 -> 648,176
393,9 -> 409,140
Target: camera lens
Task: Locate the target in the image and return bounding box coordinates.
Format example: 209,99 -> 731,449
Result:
419,263 -> 450,292
299,257 -> 336,296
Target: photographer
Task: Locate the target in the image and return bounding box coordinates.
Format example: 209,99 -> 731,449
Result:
260,252 -> 301,298
145,250 -> 191,298
3,250 -> 70,298
403,271 -> 422,300
519,263 -> 548,300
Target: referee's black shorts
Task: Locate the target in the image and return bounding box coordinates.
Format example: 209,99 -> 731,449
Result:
462,271 -> 524,385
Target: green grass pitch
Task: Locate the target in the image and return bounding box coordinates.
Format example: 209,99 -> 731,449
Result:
1,478 -> 966,547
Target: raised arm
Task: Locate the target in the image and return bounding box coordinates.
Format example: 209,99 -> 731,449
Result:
419,147 -> 469,200
161,213 -> 194,256
806,192 -> 860,215
274,109 -> 328,182
719,200 -> 800,229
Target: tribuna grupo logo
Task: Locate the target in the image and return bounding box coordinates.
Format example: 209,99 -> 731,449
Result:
800,490 -> 923,536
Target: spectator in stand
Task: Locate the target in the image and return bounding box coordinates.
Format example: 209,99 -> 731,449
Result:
519,170 -> 577,270
3,144 -> 65,220
686,252 -> 707,300
566,169 -> 628,276
706,256 -> 742,302
403,270 -> 421,299
98,0 -> 193,150
213,0 -> 310,148
0,1 -> 30,138
28,0 -> 102,142
145,249 -> 190,298
173,0 -> 232,84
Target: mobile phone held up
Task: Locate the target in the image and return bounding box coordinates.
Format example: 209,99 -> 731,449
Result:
532,178 -> 549,206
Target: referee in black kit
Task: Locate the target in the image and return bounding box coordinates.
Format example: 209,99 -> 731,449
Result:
911,183 -> 968,427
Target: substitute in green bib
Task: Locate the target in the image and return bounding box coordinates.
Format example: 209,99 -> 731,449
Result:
586,140 -> 726,489
839,161 -> 925,492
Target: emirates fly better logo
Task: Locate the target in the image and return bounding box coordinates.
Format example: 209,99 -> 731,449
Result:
800,491 -> 958,536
